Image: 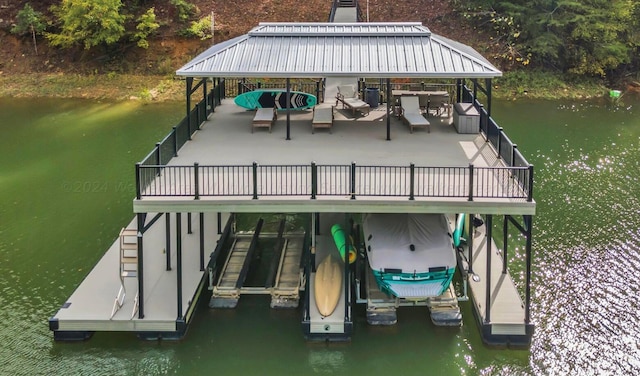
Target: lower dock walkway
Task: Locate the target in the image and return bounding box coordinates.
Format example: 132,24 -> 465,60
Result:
49,212 -> 229,340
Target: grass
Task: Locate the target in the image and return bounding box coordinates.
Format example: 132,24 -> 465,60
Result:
492,69 -> 608,100
0,70 -> 611,102
0,73 -> 185,102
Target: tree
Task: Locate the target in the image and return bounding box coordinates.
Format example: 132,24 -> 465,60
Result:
47,0 -> 126,50
10,4 -> 47,55
464,0 -> 638,77
132,8 -> 160,49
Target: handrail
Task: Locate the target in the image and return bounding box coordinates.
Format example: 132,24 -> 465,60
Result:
136,162 -> 533,201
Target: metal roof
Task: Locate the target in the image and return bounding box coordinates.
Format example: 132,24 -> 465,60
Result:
176,22 -> 501,78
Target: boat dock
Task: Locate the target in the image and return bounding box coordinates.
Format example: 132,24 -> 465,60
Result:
50,14 -> 535,348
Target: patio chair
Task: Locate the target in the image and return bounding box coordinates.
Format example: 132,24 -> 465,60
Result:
252,107 -> 276,133
399,96 -> 430,133
312,105 -> 334,134
335,85 -> 370,117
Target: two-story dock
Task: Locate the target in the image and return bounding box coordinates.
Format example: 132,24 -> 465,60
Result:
50,19 -> 535,348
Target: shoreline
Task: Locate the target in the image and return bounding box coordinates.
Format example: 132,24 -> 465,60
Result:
0,72 -> 613,102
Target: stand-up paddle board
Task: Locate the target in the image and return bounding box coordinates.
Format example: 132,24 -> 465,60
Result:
234,89 -> 317,110
314,255 -> 343,317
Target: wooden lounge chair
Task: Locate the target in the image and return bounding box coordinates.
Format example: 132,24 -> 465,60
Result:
312,105 -> 334,134
335,85 -> 370,117
399,96 -> 430,133
252,107 -> 276,133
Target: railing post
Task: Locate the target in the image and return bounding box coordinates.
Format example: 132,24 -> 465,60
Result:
527,165 -> 534,202
311,162 -> 317,199
252,161 -> 258,200
511,144 -> 518,167
409,163 -> 415,200
155,143 -> 161,177
485,214 -> 492,323
135,163 -> 142,200
172,126 -> 178,157
350,162 -> 356,200
468,164 -> 474,201
496,127 -> 503,157
194,163 -> 200,200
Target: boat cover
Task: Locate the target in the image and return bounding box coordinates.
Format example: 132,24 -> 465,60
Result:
363,213 -> 455,274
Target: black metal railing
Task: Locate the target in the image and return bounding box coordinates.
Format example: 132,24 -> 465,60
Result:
136,162 -> 533,201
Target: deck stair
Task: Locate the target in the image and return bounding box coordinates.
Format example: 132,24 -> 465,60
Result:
110,228 -> 139,319
337,0 -> 356,7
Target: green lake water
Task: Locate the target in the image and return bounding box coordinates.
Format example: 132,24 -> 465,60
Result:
1,96 -> 639,375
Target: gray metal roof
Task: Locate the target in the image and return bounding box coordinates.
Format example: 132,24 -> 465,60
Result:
176,22 -> 501,78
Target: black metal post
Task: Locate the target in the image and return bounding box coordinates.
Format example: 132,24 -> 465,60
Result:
311,162 -> 317,199
524,215 -> 533,324
252,161 -> 258,199
176,213 -> 183,320
135,163 -> 141,200
486,78 -> 492,117
203,79 -> 208,117
350,162 -> 356,200
468,164 -> 474,201
217,212 -> 222,234
199,212 -> 205,271
186,77 -> 193,140
168,127 -> 176,158
194,163 -> 200,200
468,214 -> 474,275
386,78 -> 391,141
484,214 -> 492,323
286,78 -> 291,140
137,213 -> 145,319
187,212 -> 192,234
409,163 -> 415,200
156,142 -> 161,167
527,165 -> 534,202
165,213 -> 171,271
502,215 -> 508,274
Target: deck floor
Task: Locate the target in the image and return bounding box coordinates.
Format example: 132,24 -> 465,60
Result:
51,212 -> 229,333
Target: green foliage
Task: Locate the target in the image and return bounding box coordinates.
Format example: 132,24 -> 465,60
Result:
170,0 -> 197,22
47,0 -> 126,49
463,0 -> 639,77
132,8 -> 160,49
183,16 -> 212,40
11,3 -> 47,54
11,4 -> 46,36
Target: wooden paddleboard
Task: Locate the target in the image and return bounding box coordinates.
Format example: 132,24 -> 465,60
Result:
234,89 -> 317,110
314,255 -> 343,317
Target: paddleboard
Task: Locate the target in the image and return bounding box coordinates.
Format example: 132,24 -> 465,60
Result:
314,255 -> 343,317
234,89 -> 317,110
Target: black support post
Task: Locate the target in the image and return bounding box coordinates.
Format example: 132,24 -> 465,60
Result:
137,213 -> 146,319
186,77 -> 193,140
386,78 -> 391,141
176,213 -> 183,320
524,215 -> 533,324
286,78 -> 291,140
484,214 -> 492,323
502,215 -> 508,274
165,213 -> 171,271
199,212 -> 205,271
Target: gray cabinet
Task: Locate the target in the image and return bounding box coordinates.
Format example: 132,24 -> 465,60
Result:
453,103 -> 480,133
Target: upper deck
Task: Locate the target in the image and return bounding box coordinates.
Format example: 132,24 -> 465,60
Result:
133,91 -> 535,216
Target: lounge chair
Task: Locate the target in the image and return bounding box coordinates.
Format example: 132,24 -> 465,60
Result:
335,85 -> 370,117
312,105 -> 334,134
252,107 -> 276,133
399,96 -> 430,133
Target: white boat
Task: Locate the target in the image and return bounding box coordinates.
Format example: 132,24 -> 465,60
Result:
363,213 -> 456,299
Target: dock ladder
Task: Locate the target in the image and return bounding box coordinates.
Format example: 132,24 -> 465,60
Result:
110,228 -> 139,319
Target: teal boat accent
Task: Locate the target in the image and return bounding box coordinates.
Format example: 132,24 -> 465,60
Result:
453,213 -> 466,247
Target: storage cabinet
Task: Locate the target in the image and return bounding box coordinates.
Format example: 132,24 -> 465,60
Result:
453,103 -> 480,133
